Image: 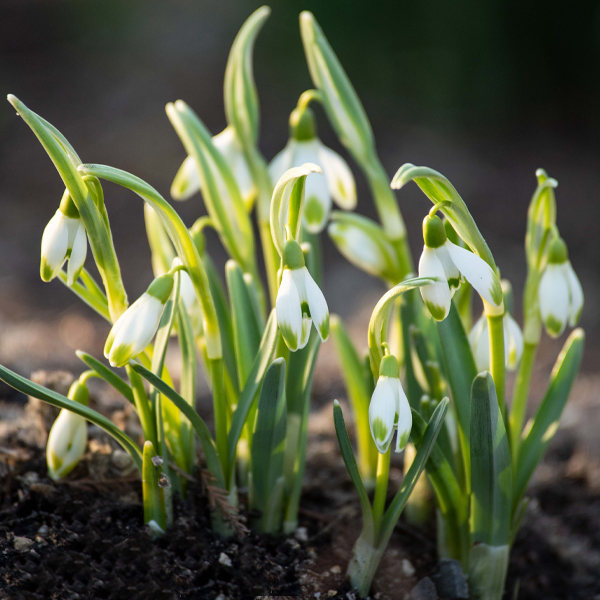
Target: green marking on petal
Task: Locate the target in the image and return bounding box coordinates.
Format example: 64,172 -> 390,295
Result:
301,301 -> 311,318
304,195 -> 325,228
545,314 -> 564,338
447,277 -> 461,290
317,313 -> 329,341
40,262 -> 56,282
337,179 -> 347,200
371,417 -> 389,443
396,430 -> 410,452
278,322 -> 299,352
110,343 -> 135,367
425,300 -> 447,322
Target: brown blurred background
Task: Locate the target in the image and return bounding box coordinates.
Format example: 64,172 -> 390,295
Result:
0,0 -> 599,386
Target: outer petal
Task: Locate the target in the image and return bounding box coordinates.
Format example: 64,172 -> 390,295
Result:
301,267 -> 329,342
369,377 -> 398,454
445,241 -> 502,307
276,269 -> 304,352
565,262 -> 584,326
539,264 -> 569,338
171,155 -> 201,201
66,222 -> 87,286
317,144 -> 356,210
393,378 -> 412,452
46,409 -> 87,480
503,313 -> 523,371
469,315 -> 490,372
268,142 -> 295,185
418,246 -> 451,321
40,210 -> 69,281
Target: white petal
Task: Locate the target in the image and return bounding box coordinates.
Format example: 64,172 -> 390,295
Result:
565,262 -> 583,326
268,142 -> 295,185
436,243 -> 461,293
40,210 -> 69,280
369,377 -> 398,454
469,315 -> 490,372
66,222 -> 87,286
171,155 -> 201,201
445,241 -> 502,306
317,144 -> 356,210
392,378 -> 412,452
503,313 -> 523,371
539,264 -> 569,338
276,269 -> 304,352
418,246 -> 451,321
233,153 -> 255,207
46,409 -> 87,480
302,267 -> 329,342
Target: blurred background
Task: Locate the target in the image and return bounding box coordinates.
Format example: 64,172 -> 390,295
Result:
1,0 -> 599,391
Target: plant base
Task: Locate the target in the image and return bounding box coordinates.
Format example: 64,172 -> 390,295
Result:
347,535 -> 384,598
468,543 -> 509,600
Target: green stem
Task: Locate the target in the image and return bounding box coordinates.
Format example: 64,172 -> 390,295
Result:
509,342 -> 538,460
127,365 -> 157,449
372,448 -> 391,538
210,358 -> 229,481
487,314 -> 506,418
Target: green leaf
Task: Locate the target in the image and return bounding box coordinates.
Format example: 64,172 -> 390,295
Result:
333,400 -> 375,543
525,169 -> 557,271
58,271 -> 111,322
378,398 -> 449,547
0,364 -> 142,470
226,260 -> 262,388
250,358 -> 287,532
513,329 -> 584,505
470,372 -> 512,547
227,309 -> 279,463
391,164 -> 496,270
131,363 -> 225,488
142,441 -> 166,530
75,351 -> 134,404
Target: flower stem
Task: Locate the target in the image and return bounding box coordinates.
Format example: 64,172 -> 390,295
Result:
372,448 -> 391,538
486,314 -> 506,418
210,358 -> 229,480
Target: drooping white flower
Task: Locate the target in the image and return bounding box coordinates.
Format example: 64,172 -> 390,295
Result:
469,312 -> 524,372
269,107 -> 356,233
369,354 -> 412,453
418,214 -> 502,321
538,237 -> 584,338
40,204 -> 87,286
105,273 -> 174,367
171,126 -> 255,210
46,381 -> 89,480
275,239 -> 329,351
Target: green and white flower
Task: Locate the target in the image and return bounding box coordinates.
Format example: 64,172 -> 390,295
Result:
269,106 -> 356,233
369,353 -> 412,453
276,239 -> 329,351
418,214 -> 502,321
539,237 -> 583,338
40,196 -> 87,286
46,380 -> 89,480
469,312 -> 524,372
171,126 -> 255,210
105,273 -> 174,367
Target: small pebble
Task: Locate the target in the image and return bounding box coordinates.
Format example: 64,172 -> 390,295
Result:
330,565 -> 342,574
215,595 -> 227,600
37,525 -> 49,537
34,535 -> 47,546
218,552 -> 232,567
375,594 -> 381,599
111,450 -> 133,470
346,593 -> 357,600
327,591 -> 337,597
286,538 -> 301,550
410,577 -> 437,600
295,526 -> 309,542
14,537 -> 34,553
402,559 -> 416,577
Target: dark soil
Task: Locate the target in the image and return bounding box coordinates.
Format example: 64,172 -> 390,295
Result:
1,421 -> 599,599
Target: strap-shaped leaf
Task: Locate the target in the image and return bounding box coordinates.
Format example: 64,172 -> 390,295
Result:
513,329 -> 584,505
392,164 -> 495,270
250,358 -> 287,520
333,400 -> 375,543
58,271 -> 111,322
131,363 -> 225,488
470,373 -> 512,547
76,351 -> 134,404
525,169 -> 557,271
227,309 -> 279,463
0,364 -> 142,470
378,398 -> 449,547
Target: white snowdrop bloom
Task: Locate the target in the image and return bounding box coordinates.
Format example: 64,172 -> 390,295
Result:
269,107 -> 356,234
538,237 -> 584,338
369,354 -> 412,454
105,274 -> 174,367
275,239 -> 329,351
40,203 -> 87,286
171,126 -> 255,210
418,215 -> 502,321
469,312 -> 524,372
46,381 -> 89,481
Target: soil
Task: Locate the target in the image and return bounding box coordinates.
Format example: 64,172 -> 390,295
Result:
1,395 -> 600,599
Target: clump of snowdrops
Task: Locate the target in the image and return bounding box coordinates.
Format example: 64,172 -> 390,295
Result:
1,7 -> 584,599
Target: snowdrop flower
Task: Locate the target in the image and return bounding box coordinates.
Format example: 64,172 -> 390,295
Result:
105,274 -> 174,367
171,126 -> 255,210
539,237 -> 583,338
46,380 -> 89,480
418,214 -> 502,321
269,106 -> 356,233
276,238 -> 329,351
369,353 -> 412,453
40,196 -> 87,286
469,312 -> 524,372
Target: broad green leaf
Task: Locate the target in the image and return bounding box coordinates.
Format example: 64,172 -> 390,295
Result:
470,373 -> 512,547
333,400 -> 375,543
75,351 -> 134,404
513,329 -> 584,505
0,364 -> 142,470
